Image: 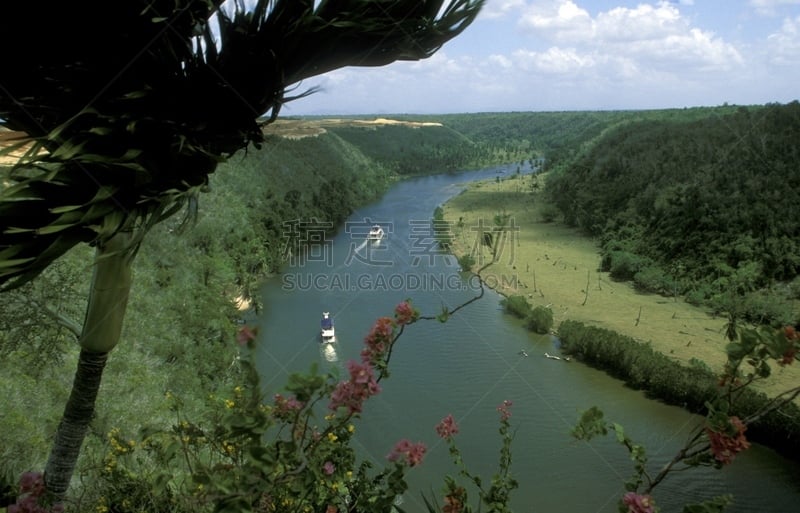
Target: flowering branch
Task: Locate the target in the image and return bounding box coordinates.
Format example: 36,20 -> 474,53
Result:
572,323 -> 800,513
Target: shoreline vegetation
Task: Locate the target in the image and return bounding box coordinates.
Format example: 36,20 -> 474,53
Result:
442,172 -> 800,456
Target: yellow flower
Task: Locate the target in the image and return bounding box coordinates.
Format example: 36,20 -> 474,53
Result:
225,399 -> 236,409
347,424 -> 355,433
327,432 -> 338,443
234,385 -> 243,394
346,471 -> 353,479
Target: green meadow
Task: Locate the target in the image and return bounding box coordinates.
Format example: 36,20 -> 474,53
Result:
443,173 -> 800,400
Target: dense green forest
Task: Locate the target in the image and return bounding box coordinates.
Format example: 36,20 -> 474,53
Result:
545,102 -> 800,325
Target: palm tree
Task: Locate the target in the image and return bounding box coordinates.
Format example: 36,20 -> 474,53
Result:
0,0 -> 483,502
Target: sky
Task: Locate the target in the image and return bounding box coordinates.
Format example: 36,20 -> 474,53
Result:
282,0 -> 800,115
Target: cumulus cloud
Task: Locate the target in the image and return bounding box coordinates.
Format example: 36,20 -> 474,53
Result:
515,1 -> 742,73
480,0 -> 527,19
519,0 -> 593,41
594,3 -> 686,42
514,46 -> 595,74
488,54 -> 514,68
767,15 -> 800,64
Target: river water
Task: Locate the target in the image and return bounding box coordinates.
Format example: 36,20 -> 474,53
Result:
254,165 -> 800,512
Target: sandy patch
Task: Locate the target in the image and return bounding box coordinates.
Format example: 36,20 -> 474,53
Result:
262,117 -> 442,139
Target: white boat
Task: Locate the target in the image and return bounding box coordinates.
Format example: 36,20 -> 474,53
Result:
367,224 -> 384,242
320,312 -> 335,344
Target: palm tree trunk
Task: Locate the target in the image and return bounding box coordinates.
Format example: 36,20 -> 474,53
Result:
44,232 -> 133,499
44,349 -> 109,498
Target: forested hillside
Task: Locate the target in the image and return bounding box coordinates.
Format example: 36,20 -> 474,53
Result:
0,131 -> 392,500
545,102 -> 800,324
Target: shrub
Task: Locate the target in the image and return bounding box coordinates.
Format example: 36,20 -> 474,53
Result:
602,250 -> 650,281
633,266 -> 677,295
527,305 -> 554,334
539,203 -> 560,223
499,295 -> 532,319
457,253 -> 476,271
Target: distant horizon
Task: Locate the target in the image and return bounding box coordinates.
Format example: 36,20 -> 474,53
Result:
275,99 -> 798,119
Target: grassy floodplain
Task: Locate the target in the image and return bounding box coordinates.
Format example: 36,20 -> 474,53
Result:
442,172 -> 800,399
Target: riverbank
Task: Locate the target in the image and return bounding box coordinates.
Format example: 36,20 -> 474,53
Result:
442,173 -> 799,399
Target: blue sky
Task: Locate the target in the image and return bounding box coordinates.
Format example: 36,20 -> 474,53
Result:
282,0 -> 800,115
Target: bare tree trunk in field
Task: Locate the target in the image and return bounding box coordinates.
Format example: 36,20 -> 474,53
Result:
44,232 -> 133,500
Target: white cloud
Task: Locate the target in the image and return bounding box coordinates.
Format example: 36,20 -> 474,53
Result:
767,15 -> 800,64
519,0 -> 593,41
513,46 -> 595,74
515,1 -> 742,73
594,3 -> 685,42
488,54 -> 514,68
750,0 -> 800,16
481,0 -> 527,19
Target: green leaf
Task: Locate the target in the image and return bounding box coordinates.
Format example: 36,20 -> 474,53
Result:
50,141 -> 87,160
0,257 -> 35,269
612,422 -> 625,443
49,204 -> 84,214
36,223 -> 76,235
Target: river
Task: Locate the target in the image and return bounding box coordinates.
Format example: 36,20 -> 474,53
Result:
254,164 -> 800,512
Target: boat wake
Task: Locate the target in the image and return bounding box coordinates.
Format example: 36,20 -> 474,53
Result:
353,239 -> 369,253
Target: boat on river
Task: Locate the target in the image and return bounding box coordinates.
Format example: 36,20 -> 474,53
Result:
367,224 -> 384,242
320,312 -> 335,344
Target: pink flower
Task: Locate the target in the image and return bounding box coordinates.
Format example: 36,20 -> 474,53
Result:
8,472 -> 63,513
496,400 -> 513,421
273,393 -> 304,419
18,472 -> 44,495
236,326 -> 257,346
323,461 -> 335,475
706,416 -> 750,465
622,492 -> 656,513
329,361 -> 381,414
361,317 -> 395,365
394,301 -> 418,326
387,439 -> 427,467
435,414 -> 459,440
